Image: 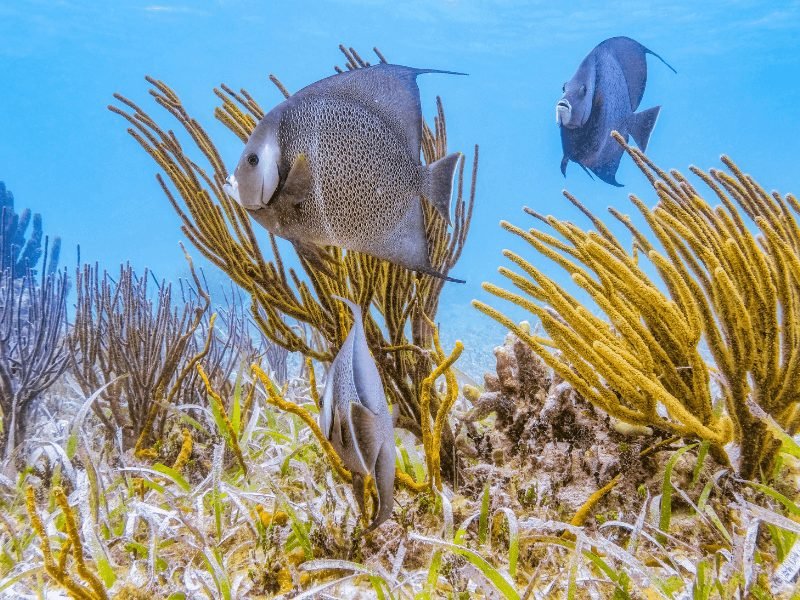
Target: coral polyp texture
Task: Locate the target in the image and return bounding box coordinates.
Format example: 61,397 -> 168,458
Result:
475,132 -> 800,480
109,46 -> 477,484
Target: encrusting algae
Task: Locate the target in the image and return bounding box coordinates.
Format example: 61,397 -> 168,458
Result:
475,132 -> 800,481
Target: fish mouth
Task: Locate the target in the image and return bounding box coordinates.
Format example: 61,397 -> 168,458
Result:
223,174 -> 240,204
556,100 -> 571,125
223,173 -> 270,210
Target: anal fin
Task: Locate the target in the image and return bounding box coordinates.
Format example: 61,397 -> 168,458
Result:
292,241 -> 338,278
365,441 -> 396,531
352,473 -> 367,519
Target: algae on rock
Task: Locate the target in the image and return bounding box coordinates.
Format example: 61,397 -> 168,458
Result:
462,329 -> 732,528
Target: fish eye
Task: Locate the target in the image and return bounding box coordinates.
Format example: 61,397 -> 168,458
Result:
580,85 -> 586,96
247,153 -> 259,167
562,83 -> 566,92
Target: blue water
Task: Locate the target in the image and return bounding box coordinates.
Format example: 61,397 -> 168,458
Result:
2,1 -> 799,369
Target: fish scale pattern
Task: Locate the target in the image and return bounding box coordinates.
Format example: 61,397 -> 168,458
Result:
278,98 -> 418,252
329,344 -> 360,466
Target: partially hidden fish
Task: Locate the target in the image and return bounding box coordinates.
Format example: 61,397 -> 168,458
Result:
224,64 -> 465,282
318,296 -> 396,530
556,36 -> 676,186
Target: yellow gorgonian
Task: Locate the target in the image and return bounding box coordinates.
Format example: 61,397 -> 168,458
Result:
110,46 -> 477,484
476,132 -> 799,480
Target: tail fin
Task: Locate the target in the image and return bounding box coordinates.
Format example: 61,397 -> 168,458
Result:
628,106 -> 660,152
423,152 -> 461,225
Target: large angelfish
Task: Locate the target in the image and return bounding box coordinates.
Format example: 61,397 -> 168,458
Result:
556,36 -> 675,186
318,296 -> 396,530
224,64 -> 464,282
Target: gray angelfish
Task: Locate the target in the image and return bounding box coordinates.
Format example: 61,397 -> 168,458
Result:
224,64 -> 465,282
318,296 -> 396,530
556,36 -> 676,186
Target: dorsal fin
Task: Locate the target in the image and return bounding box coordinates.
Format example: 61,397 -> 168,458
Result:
599,37 -> 650,112
600,37 -> 674,113
290,64 -> 466,163
331,294 -> 362,321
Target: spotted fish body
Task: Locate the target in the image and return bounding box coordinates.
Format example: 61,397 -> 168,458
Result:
225,64 -> 463,280
556,36 -> 675,186
318,296 -> 396,530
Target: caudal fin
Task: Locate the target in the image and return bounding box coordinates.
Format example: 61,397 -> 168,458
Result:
628,106 -> 660,152
423,152 -> 461,225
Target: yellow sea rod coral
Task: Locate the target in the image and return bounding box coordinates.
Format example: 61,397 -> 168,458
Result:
475,133 -> 799,480
109,45 -> 477,484
26,486 -> 109,600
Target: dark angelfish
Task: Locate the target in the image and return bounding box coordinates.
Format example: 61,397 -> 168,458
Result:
224,64 -> 465,282
556,36 -> 676,186
318,296 -> 396,530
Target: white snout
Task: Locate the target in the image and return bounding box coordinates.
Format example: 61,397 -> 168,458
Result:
225,142 -> 282,210
223,174 -> 240,203
556,100 -> 571,125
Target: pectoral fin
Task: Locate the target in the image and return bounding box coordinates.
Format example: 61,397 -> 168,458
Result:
280,153 -> 312,206
349,402 -> 381,474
